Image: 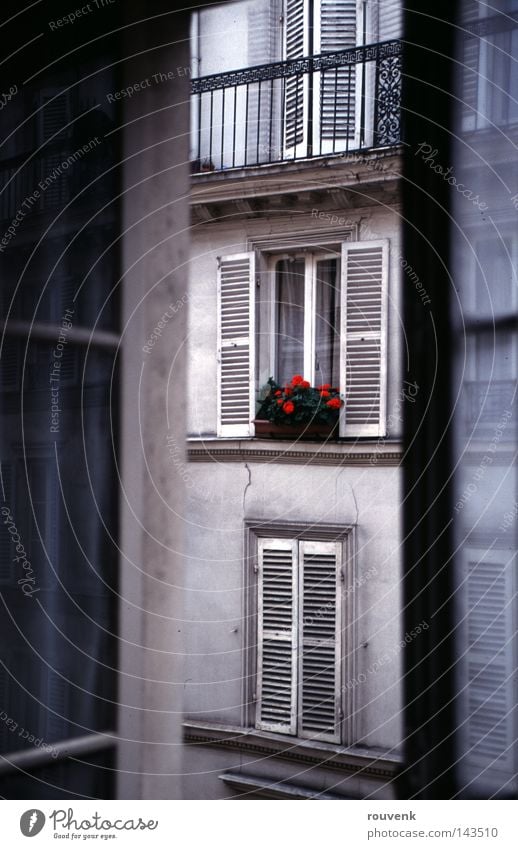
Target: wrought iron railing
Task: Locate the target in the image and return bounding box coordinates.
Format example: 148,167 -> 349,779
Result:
190,39 -> 402,173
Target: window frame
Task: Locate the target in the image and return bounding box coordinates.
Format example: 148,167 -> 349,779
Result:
267,249 -> 341,386
243,520 -> 358,746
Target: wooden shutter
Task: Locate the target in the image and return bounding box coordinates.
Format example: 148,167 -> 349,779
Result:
284,0 -> 310,157
340,240 -> 388,437
256,539 -> 298,734
46,669 -> 69,741
299,541 -> 341,742
314,0 -> 357,150
378,0 -> 402,41
460,2 -> 480,132
0,338 -> 19,391
0,463 -> 13,583
217,252 -> 255,437
38,90 -> 71,211
0,661 -> 12,752
464,552 -> 515,777
39,89 -> 70,144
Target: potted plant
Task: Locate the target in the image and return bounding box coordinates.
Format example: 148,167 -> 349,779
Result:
254,375 -> 343,439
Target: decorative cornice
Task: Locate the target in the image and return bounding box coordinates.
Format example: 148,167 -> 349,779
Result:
187,443 -> 403,467
183,721 -> 401,781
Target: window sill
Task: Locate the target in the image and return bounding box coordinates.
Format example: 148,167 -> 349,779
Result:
187,437 -> 403,467
183,720 -> 402,781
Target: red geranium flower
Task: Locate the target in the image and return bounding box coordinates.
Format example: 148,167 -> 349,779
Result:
318,383 -> 331,390
291,375 -> 304,386
300,380 -> 310,389
283,400 -> 295,414
274,389 -> 282,396
320,390 -> 330,398
277,398 -> 283,405
326,397 -> 342,409
284,386 -> 293,396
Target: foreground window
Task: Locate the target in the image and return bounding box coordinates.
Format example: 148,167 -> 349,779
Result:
0,39 -> 119,797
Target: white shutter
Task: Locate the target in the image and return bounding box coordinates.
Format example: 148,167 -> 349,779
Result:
217,252 -> 255,437
314,0 -> 357,152
463,551 -> 516,778
460,3 -> 480,132
299,541 -> 341,743
0,463 -> 13,583
256,539 -> 298,734
340,240 -> 388,437
284,0 -> 310,158
378,0 -> 402,40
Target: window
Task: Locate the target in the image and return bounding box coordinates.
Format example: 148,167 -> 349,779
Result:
401,0 -> 518,799
216,240 -> 389,438
461,1 -> 518,131
251,529 -> 356,745
274,253 -> 340,387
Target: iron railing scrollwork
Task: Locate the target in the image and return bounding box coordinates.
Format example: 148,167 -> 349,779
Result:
191,39 -> 403,172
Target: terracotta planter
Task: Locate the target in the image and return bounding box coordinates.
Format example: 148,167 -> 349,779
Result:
253,419 -> 338,440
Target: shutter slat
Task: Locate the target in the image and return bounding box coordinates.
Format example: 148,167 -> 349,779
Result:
299,541 -> 341,743
257,540 -> 298,734
465,556 -> 514,772
0,464 -> 13,582
284,0 -> 307,152
217,253 -> 255,436
340,241 -> 388,437
46,670 -> 69,742
378,0 -> 403,40
317,0 -> 357,141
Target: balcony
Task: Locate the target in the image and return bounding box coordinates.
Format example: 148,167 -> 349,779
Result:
190,39 -> 402,174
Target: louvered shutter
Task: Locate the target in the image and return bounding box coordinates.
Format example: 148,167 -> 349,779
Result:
314,0 -> 357,152
0,464 -> 13,583
378,0 -> 402,40
340,240 -> 388,437
39,89 -> 70,144
256,539 -> 298,734
299,541 -> 341,742
46,669 -> 69,742
460,2 -> 480,132
463,553 -> 515,778
284,0 -> 310,158
217,252 -> 255,437
38,90 -> 71,211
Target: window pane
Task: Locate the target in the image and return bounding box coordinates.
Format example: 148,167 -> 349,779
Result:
0,344 -> 118,754
0,749 -> 115,800
452,0 -> 518,797
276,258 -> 305,385
315,258 -> 340,386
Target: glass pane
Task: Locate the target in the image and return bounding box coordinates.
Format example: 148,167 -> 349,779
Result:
452,0 -> 518,797
0,343 -> 118,755
315,258 -> 340,386
0,70 -> 119,332
276,258 -> 305,385
0,749 -> 115,800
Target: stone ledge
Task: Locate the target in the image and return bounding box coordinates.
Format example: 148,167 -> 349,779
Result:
184,720 -> 402,781
187,439 -> 404,467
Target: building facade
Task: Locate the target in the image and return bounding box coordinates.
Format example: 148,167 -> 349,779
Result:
182,0 -> 407,799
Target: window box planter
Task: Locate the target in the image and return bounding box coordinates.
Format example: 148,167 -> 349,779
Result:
253,419 -> 338,440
